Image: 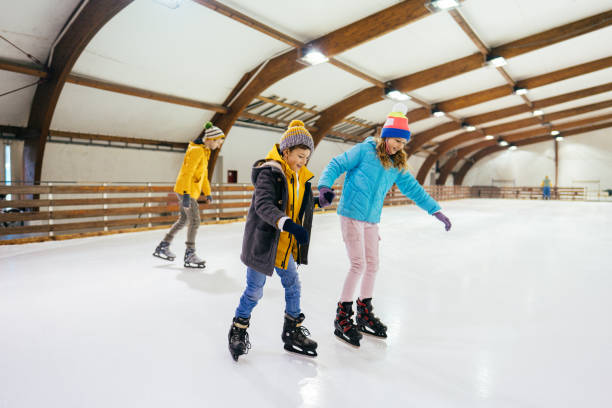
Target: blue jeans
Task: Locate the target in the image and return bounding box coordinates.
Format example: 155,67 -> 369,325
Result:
235,255 -> 301,319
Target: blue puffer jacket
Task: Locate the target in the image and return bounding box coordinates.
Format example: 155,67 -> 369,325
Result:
318,137 -> 441,223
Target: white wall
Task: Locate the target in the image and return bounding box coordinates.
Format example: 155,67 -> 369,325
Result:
463,127 -> 612,189
39,126 -> 441,186
40,125 -> 356,184
41,142 -> 183,183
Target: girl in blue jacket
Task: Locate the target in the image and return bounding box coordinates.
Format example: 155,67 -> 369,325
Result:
317,103 -> 452,347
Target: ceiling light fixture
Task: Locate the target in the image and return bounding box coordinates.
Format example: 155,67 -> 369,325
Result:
431,106 -> 445,118
297,46 -> 329,65
425,0 -> 460,12
484,135 -> 495,140
384,87 -> 411,101
532,110 -> 544,116
555,135 -> 564,141
462,122 -> 476,132
498,138 -> 509,147
550,130 -> 560,136
509,144 -> 517,151
485,55 -> 507,68
513,85 -> 528,96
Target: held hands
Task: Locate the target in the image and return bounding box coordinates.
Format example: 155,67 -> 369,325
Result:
433,211 -> 452,231
318,186 -> 335,208
182,193 -> 191,208
282,219 -> 309,244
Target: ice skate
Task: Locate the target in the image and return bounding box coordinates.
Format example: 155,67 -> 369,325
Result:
184,247 -> 206,268
282,313 -> 317,357
356,298 -> 387,338
153,241 -> 175,261
228,317 -> 251,361
334,301 -> 362,347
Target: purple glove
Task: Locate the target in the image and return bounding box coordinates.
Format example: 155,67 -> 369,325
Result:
205,195 -> 213,204
318,186 -> 335,208
433,211 -> 451,231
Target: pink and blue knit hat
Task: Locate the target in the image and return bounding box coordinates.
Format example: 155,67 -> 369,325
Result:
380,103 -> 411,141
279,120 -> 314,152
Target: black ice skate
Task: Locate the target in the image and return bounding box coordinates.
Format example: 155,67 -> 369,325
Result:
228,317 -> 251,361
184,247 -> 206,268
282,313 -> 318,357
356,298 -> 387,338
334,301 -> 362,347
153,241 -> 175,261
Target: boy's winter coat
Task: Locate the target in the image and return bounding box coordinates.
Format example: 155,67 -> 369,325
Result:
241,145 -> 315,276
318,137 -> 440,223
174,142 -> 212,199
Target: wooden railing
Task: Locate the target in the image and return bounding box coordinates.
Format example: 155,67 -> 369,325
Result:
0,183 -> 582,243
469,186 -> 586,200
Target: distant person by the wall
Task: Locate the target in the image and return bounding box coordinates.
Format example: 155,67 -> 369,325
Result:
541,176 -> 552,200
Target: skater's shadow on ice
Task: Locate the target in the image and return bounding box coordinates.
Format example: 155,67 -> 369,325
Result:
176,269 -> 242,293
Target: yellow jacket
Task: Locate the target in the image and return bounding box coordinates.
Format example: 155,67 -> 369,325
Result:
174,142 -> 212,199
264,145 -> 314,269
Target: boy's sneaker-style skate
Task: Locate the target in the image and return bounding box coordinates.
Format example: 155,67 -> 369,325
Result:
184,247 -> 206,268
356,297 -> 387,338
228,317 -> 251,361
282,313 -> 318,357
334,301 -> 362,347
153,241 -> 175,261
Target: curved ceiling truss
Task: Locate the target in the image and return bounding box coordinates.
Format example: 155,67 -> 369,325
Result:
24,0 -> 134,183
453,121 -> 612,186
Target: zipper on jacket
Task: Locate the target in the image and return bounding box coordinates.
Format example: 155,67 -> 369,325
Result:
281,174 -> 295,269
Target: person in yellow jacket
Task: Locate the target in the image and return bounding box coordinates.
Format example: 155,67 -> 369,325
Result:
228,120 -> 330,361
153,122 -> 225,268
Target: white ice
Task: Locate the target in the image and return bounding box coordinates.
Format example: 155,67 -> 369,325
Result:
1,199 -> 611,408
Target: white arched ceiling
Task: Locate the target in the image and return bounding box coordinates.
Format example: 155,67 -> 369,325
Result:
352,99 -> 421,124
460,0 -> 612,47
504,26 -> 612,81
262,62 -> 371,111
409,67 -> 507,104
452,94 -> 526,119
543,92 -> 612,114
335,10 -> 479,82
220,0 -> 401,43
0,0 -> 81,125
70,0 -> 289,103
0,71 -> 37,126
51,83 -> 212,141
0,0 -> 82,63
526,68 -> 612,100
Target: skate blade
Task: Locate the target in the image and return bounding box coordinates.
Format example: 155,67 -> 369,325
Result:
358,325 -> 387,338
283,343 -> 317,357
333,330 -> 360,348
153,253 -> 175,261
184,263 -> 206,268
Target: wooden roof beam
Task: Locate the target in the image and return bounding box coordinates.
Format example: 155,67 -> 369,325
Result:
436,113 -> 612,184
405,57 -> 612,156
25,0 -> 134,183
454,121 -> 612,185
415,99 -> 612,183
312,11 -> 612,146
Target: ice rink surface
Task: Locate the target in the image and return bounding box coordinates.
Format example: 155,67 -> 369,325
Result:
1,199 -> 611,408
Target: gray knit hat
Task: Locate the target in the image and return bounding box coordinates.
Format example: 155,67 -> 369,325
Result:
279,120 -> 314,152
203,121 -> 225,140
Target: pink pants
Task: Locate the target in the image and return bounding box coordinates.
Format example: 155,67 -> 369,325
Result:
339,215 -> 380,302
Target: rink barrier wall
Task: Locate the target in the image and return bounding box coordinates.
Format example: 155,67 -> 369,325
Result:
0,183 -> 585,244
